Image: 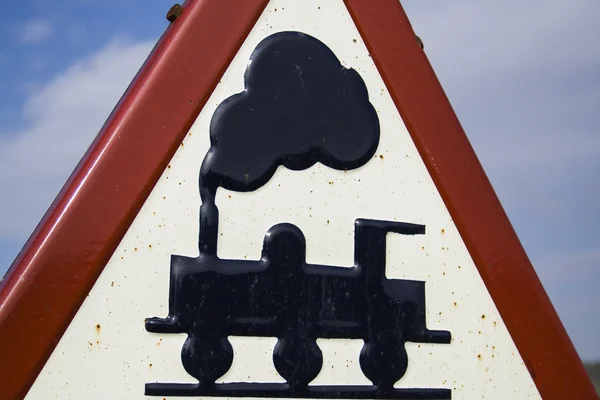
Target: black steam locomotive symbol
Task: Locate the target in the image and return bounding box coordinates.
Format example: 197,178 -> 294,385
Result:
145,32 -> 452,399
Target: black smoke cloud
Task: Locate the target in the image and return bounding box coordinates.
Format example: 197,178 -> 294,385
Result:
200,31 -> 380,193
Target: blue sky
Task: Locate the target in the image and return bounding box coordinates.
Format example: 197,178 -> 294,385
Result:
0,1 -> 598,362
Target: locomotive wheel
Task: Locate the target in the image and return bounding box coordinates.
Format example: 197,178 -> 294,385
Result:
359,334 -> 408,389
273,333 -> 323,387
181,334 -> 233,385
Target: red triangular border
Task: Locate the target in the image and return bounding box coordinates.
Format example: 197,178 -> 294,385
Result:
0,0 -> 595,398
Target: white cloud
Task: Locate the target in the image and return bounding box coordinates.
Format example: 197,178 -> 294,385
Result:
532,248 -> 600,359
536,248 -> 600,286
402,0 -> 600,214
404,0 -> 600,90
0,36 -> 154,239
20,19 -> 54,44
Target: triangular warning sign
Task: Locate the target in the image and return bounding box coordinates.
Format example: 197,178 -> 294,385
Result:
0,1 -> 596,399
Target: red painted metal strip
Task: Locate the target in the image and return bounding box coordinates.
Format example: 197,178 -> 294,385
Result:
344,0 -> 597,398
0,1 -> 269,398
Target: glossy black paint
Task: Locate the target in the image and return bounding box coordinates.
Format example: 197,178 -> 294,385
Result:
199,31 -> 380,194
145,382 -> 451,399
145,32 -> 451,399
147,220 -> 451,398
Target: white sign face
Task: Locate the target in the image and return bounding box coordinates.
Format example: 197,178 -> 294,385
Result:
25,1 -> 541,399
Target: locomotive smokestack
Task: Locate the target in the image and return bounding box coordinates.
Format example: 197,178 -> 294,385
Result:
198,148 -> 219,256
198,186 -> 218,255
